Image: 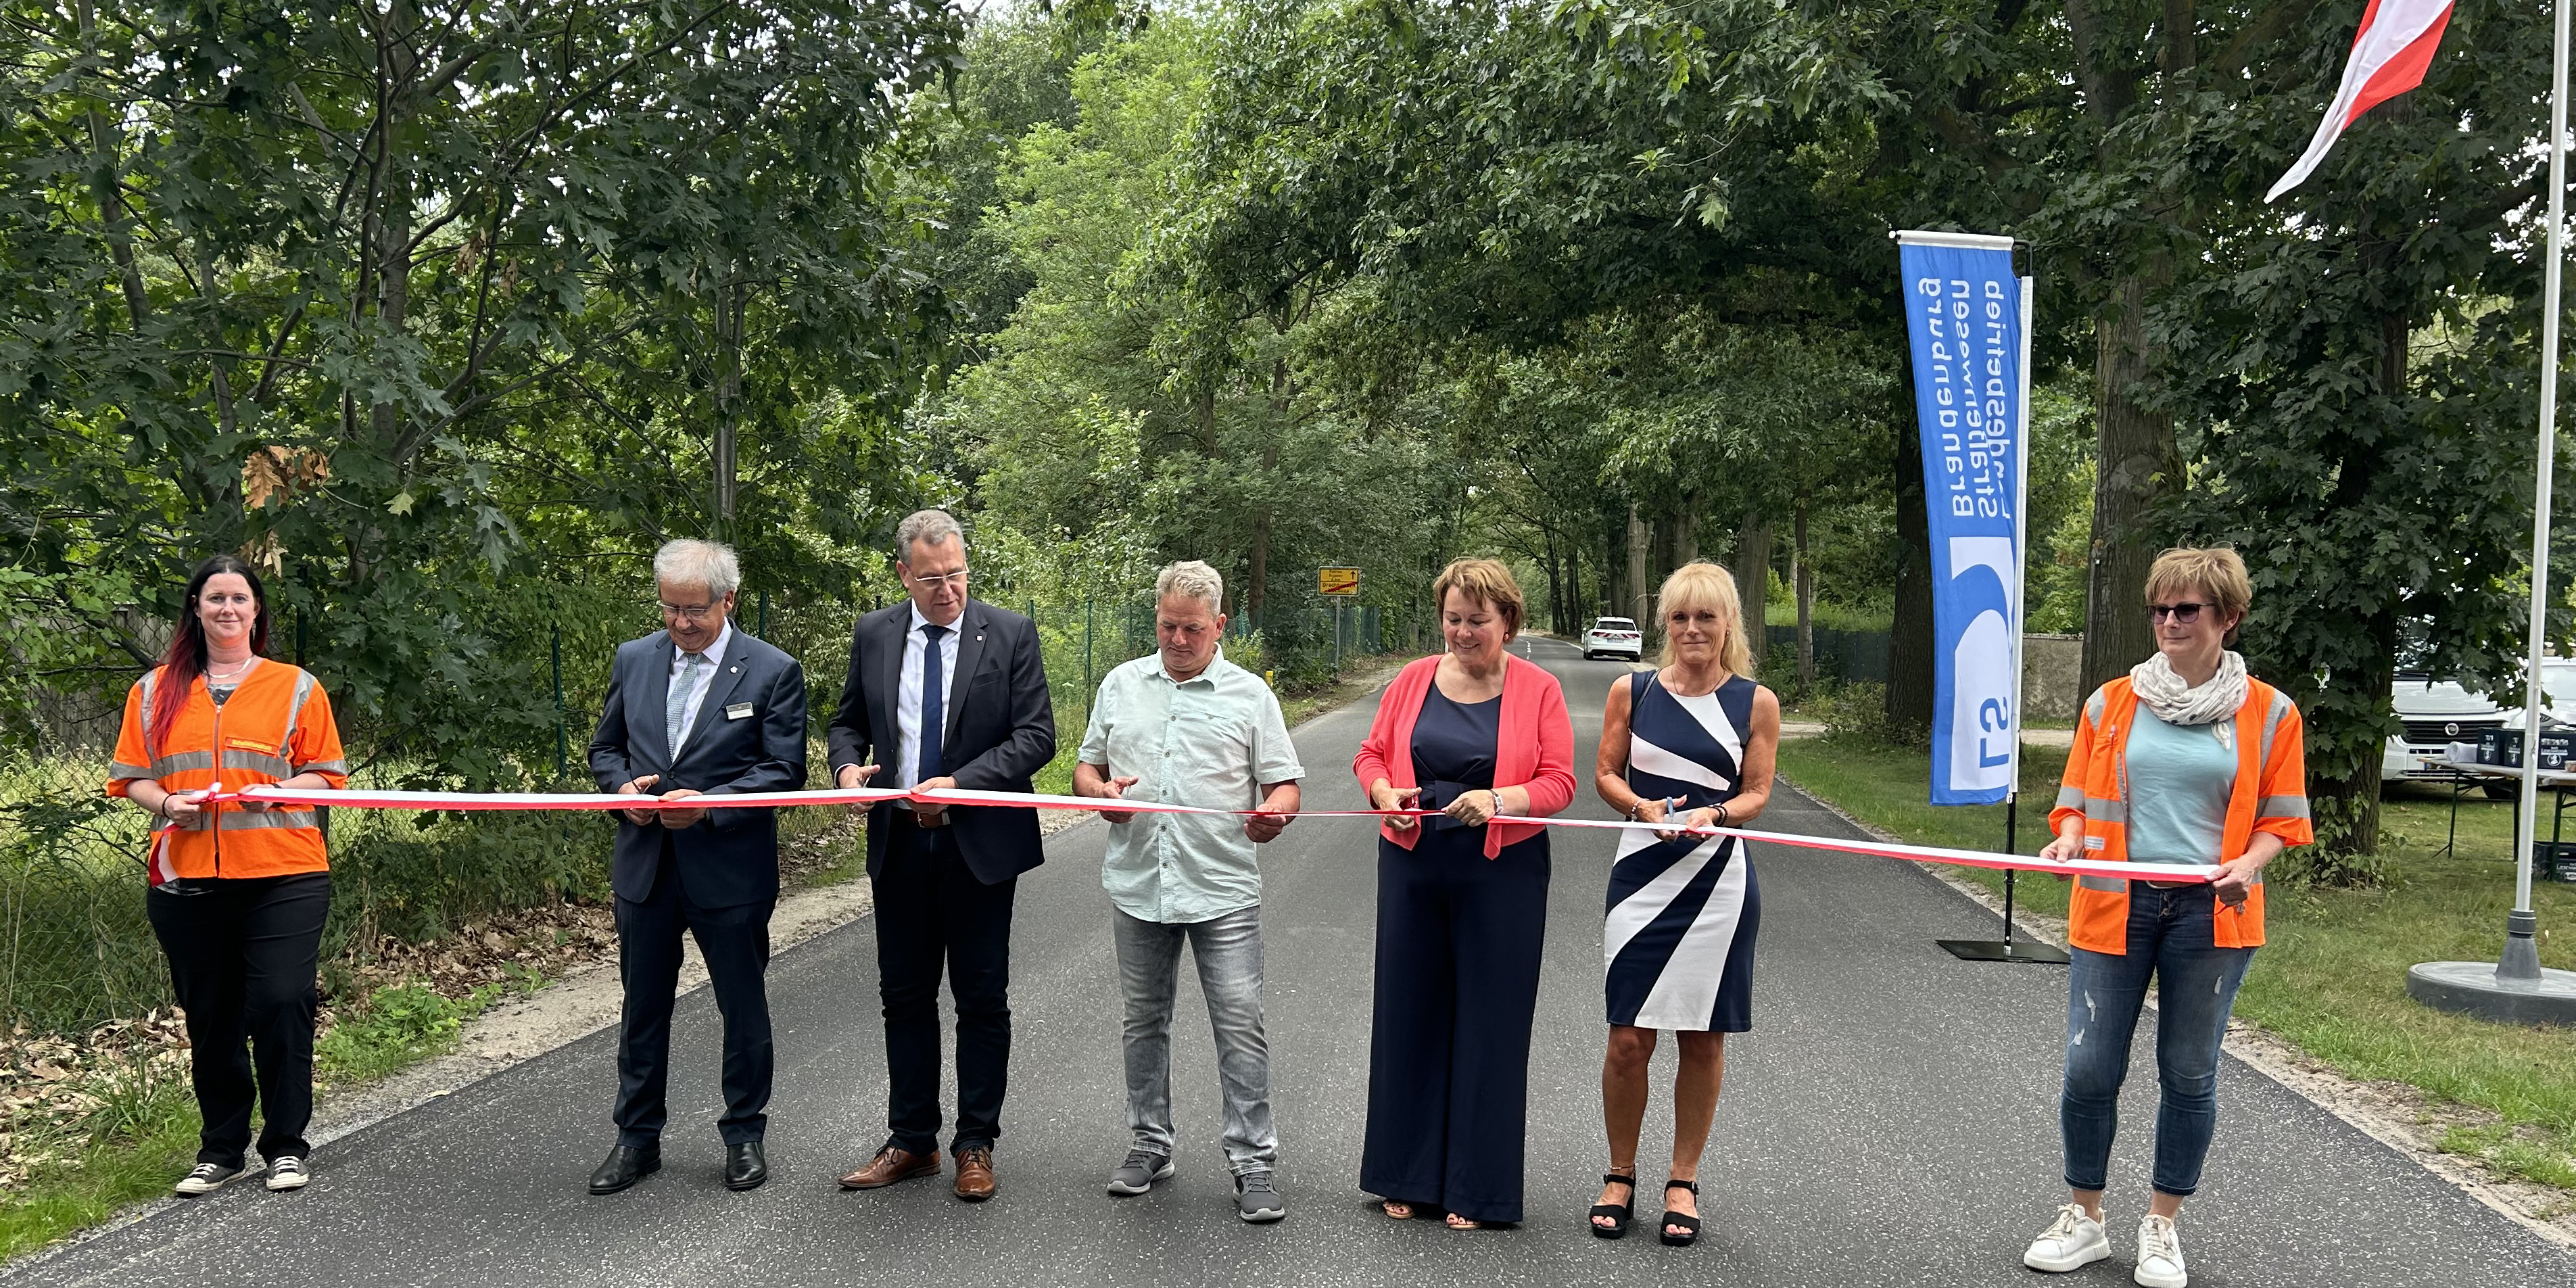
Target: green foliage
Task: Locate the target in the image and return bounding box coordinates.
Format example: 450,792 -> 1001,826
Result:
1807,680 -> 1914,749
920,13 -> 1464,632
317,981 -> 487,1084
2147,1 -> 2562,864
0,0 -> 963,779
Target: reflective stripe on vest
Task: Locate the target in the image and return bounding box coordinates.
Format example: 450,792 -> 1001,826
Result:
279,671 -> 315,758
222,748 -> 293,778
2258,794 -> 2310,819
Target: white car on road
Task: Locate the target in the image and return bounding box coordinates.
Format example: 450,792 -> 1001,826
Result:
1582,617 -> 1644,661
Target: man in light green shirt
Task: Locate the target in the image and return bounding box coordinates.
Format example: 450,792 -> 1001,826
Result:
1074,560 -> 1301,1222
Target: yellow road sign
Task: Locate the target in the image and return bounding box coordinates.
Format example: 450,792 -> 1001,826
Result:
1318,567 -> 1361,597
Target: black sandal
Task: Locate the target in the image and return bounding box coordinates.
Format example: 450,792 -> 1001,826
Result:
1590,1170 -> 1636,1239
1660,1178 -> 1702,1247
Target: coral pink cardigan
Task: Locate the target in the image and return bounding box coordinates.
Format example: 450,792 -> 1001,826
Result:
1352,653 -> 1577,858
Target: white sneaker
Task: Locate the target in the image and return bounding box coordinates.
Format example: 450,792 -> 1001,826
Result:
2023,1202 -> 2111,1272
2134,1213 -> 2187,1287
172,1162 -> 243,1197
264,1156 -> 309,1191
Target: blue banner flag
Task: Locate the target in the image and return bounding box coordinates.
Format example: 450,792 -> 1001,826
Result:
1897,231 -> 2031,806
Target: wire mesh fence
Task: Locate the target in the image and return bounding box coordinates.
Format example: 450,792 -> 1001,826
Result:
0,581 -> 1414,1035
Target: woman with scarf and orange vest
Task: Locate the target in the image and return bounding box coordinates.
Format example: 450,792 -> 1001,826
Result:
105,554 -> 348,1199
2020,547 -> 2311,1288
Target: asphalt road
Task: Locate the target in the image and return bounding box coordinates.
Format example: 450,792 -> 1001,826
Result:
19,638 -> 2571,1287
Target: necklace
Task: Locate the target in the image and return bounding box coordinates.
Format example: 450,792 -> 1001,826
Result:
206,656 -> 256,682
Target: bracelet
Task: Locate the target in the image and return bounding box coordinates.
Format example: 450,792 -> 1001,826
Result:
1713,803 -> 1730,827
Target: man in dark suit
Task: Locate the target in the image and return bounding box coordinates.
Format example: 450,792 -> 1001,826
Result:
585,538 -> 807,1197
827,509 -> 1054,1202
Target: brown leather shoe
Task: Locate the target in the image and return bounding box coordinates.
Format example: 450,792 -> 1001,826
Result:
953,1145 -> 996,1201
838,1143 -> 939,1190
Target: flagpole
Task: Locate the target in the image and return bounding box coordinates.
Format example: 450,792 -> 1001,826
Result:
2508,0 -> 2572,977
2409,0 -> 2576,1022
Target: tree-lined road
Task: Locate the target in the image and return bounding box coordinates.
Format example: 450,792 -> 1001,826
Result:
17,638 -> 2566,1286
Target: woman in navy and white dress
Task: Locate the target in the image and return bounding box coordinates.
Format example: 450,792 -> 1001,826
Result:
1588,560 -> 1779,1247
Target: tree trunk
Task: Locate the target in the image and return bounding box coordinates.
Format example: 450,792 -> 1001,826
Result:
1540,531 -> 1558,635
1735,512 -> 1771,674
1888,358 -> 1935,736
2304,310 -> 2406,863
1794,496 -> 1815,693
2079,273 -> 2181,698
369,7 -> 416,453
1247,510 -> 1270,621
1625,504 -> 1650,632
1675,505 -> 1698,567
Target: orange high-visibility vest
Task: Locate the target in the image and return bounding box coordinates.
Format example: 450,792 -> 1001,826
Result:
105,660 -> 348,881
2048,675 -> 2312,954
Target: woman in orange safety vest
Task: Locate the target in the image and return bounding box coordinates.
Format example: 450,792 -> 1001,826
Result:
106,554 -> 348,1199
2018,547 -> 2311,1288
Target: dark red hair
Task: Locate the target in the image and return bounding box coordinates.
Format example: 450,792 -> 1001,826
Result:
150,555 -> 270,755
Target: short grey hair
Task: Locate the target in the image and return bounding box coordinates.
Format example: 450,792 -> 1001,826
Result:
654,538 -> 740,599
1154,560 -> 1225,617
895,509 -> 963,565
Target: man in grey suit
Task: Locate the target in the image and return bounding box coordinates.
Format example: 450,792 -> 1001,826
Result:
585,538 -> 807,1196
827,510 -> 1055,1202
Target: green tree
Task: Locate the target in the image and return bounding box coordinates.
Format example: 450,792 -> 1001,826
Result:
0,0 -> 960,776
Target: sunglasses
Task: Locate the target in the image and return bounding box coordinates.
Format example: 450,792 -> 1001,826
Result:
2147,602 -> 2209,623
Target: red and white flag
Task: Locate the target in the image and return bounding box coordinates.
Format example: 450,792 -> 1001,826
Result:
2266,0 -> 2456,202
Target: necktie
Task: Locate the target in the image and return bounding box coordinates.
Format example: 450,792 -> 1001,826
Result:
917,625 -> 948,784
667,650 -> 704,759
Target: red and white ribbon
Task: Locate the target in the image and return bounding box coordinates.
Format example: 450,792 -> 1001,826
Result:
214,784 -> 2210,886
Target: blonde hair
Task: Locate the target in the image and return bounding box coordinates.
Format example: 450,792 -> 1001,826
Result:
2145,547 -> 2253,640
1431,558 -> 1524,640
1657,560 -> 1755,676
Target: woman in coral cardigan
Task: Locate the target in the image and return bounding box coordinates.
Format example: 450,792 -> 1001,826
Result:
1353,558 -> 1575,1229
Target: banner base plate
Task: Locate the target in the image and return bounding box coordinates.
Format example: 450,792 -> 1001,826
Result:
1938,938 -> 2070,964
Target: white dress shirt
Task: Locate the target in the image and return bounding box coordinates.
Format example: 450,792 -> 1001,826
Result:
896,605 -> 963,788
667,619 -> 733,758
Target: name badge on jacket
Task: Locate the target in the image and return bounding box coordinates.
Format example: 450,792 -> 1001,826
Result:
725,702 -> 754,721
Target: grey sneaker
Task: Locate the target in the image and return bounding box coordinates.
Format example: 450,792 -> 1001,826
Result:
1235,1169 -> 1285,1222
1106,1149 -> 1174,1196
173,1162 -> 243,1197
264,1156 -> 309,1191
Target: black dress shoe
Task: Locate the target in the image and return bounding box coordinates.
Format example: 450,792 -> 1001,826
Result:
725,1141 -> 768,1192
588,1144 -> 661,1195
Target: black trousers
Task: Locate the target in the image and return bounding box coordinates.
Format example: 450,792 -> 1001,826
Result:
147,871 -> 333,1168
1360,829 -> 1550,1224
873,820 -> 1017,1154
613,840 -> 776,1148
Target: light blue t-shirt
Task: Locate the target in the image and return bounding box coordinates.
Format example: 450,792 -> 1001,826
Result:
2123,708 -> 2237,865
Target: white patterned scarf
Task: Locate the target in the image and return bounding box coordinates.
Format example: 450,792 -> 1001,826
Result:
2129,650 -> 2248,729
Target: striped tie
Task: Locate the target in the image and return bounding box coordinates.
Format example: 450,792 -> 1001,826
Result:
667,650 -> 705,759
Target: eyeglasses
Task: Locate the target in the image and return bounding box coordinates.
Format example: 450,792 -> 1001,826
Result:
658,601 -> 720,621
905,569 -> 970,589
2147,602 -> 2208,623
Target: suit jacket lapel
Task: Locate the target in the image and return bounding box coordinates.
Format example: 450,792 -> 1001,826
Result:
642,634 -> 676,771
875,607 -> 907,762
943,600 -> 989,747
675,639 -> 753,765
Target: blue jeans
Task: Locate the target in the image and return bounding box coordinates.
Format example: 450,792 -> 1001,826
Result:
2061,884 -> 2254,1197
1114,904 -> 1276,1173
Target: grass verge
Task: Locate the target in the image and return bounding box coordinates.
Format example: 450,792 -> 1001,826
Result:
1775,736 -> 2576,1195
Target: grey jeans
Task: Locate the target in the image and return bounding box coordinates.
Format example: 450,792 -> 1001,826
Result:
1113,903 -> 1276,1173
